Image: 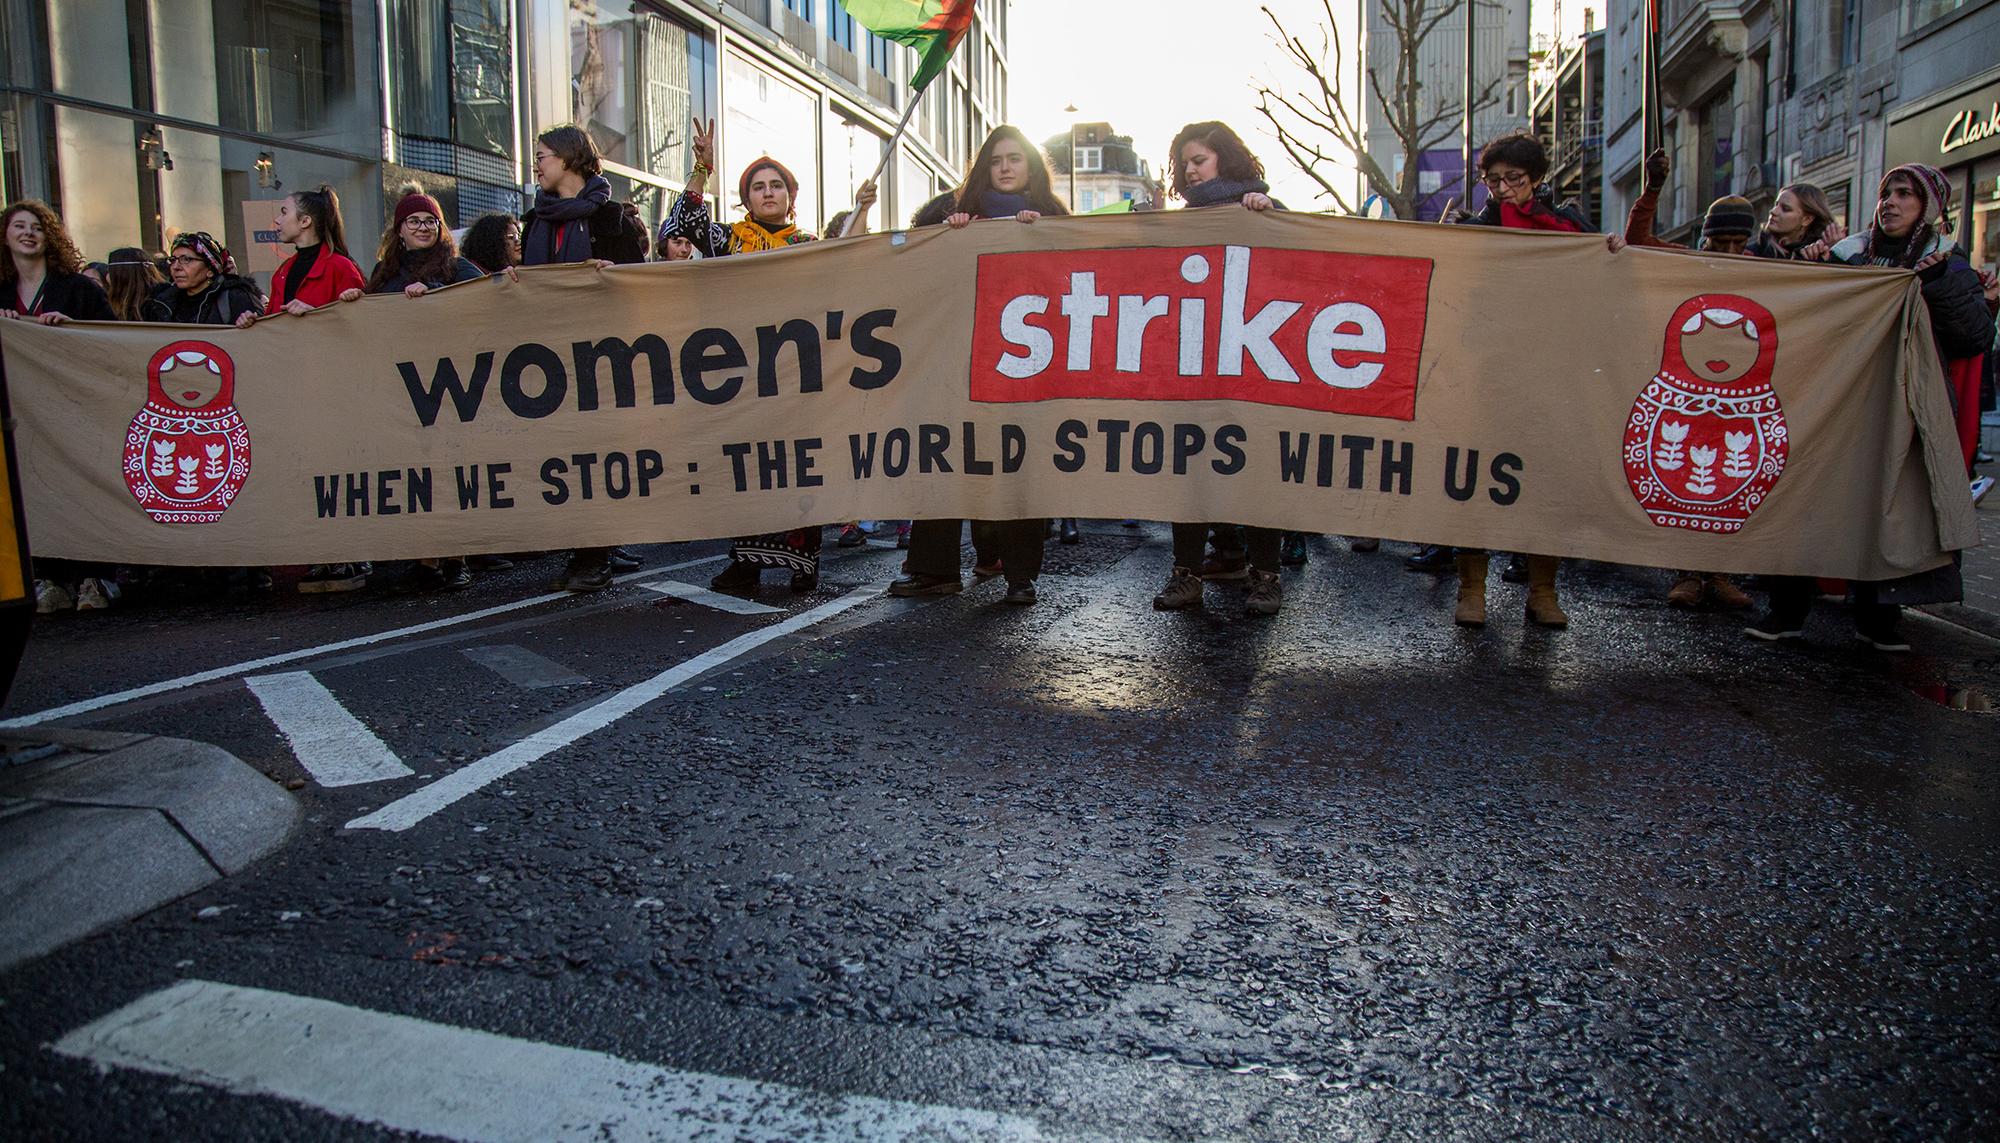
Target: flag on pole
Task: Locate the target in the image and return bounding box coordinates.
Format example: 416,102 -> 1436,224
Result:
842,0 -> 976,91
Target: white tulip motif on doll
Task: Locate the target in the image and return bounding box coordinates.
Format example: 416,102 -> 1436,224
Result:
121,340 -> 251,524
1622,295 -> 1788,532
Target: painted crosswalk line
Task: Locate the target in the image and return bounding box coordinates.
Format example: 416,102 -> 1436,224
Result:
245,672 -> 413,787
55,979 -> 1065,1142
643,578 -> 786,615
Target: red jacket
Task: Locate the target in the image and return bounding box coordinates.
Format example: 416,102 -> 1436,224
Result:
267,247 -> 365,312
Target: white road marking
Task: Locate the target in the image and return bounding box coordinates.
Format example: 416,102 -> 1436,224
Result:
0,556 -> 726,729
55,979 -> 1063,1142
643,579 -> 785,615
244,672 -> 413,787
346,584 -> 883,832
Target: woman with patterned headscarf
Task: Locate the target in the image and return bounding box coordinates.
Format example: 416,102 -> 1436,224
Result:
143,230 -> 264,325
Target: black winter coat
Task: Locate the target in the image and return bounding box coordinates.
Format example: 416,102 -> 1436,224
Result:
519,201 -> 648,266
367,257 -> 485,295
9,270 -> 112,320
141,275 -> 264,325
1449,185 -> 1594,232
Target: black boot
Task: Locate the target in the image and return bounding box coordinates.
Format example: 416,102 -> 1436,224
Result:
1404,544 -> 1454,573
710,560 -> 759,591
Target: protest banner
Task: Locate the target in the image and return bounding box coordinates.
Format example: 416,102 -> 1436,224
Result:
0,209 -> 1974,578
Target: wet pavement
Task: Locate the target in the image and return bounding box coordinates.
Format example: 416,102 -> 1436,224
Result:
2,525 -> 1996,1139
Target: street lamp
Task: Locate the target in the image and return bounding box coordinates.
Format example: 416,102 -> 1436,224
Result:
1064,102 -> 1079,211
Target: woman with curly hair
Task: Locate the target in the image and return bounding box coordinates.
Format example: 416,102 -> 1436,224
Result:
0,200 -> 111,323
366,191 -> 483,298
460,211 -> 522,275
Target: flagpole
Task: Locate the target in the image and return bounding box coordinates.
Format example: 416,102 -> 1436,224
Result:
839,90 -> 924,238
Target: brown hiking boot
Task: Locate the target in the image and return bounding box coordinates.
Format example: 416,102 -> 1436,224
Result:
1666,572 -> 1703,607
1453,552 -> 1489,627
1525,555 -> 1569,628
1245,569 -> 1282,615
1153,566 -> 1205,610
1705,574 -> 1752,609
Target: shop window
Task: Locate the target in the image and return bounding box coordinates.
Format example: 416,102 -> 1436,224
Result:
721,50 -> 818,227
1903,0 -> 1973,34
571,2 -> 715,182
1970,159 -> 2000,274
210,0 -> 379,152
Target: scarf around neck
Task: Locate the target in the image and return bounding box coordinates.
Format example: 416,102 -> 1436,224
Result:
524,174 -> 611,265
1183,177 -> 1271,209
976,190 -> 1033,220
729,216 -> 806,254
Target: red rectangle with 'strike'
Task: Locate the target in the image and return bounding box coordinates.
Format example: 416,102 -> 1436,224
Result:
968,244 -> 1433,420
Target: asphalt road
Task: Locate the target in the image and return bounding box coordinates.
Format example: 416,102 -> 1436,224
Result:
3,525 -> 1997,1140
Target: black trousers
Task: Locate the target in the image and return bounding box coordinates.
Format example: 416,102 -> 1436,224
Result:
1765,575 -> 1899,629
1171,523 -> 1280,572
907,519 -> 1045,585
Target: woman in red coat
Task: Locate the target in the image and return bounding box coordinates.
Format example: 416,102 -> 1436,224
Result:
238,185 -> 365,320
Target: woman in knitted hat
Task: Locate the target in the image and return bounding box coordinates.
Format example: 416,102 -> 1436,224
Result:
1748,163 -> 1994,652
143,231 -> 263,325
365,191 -> 484,298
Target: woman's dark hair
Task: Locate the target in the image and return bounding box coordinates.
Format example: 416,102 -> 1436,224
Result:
952,125 -> 1067,218
0,199 -> 85,284
460,212 -> 520,273
366,205 -> 461,292
1167,121 -> 1265,200
911,189 -> 959,228
1780,182 -> 1836,244
1477,132 -> 1550,183
537,124 -> 603,179
103,244 -> 164,321
290,184 -> 351,258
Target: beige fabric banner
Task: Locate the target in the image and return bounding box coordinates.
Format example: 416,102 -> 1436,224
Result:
0,209 -> 1977,578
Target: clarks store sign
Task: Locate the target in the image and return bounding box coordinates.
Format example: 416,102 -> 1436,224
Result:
1890,76 -> 2000,167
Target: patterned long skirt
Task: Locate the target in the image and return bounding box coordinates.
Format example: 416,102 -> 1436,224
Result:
730,529 -> 821,575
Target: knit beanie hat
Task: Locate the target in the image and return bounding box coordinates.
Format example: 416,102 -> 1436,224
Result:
1880,163 -> 1952,227
1702,195 -> 1756,240
393,192 -> 446,228
170,231 -> 237,277
737,157 -> 798,215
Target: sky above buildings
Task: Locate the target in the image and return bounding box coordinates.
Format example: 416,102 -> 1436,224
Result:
1008,0 -> 1354,211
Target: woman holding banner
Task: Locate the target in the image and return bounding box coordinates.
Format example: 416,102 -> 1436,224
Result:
0,200 -> 111,324
665,120 -> 877,594
1150,122 -> 1289,617
1444,132 -> 1588,630
1748,164 -> 1994,651
890,125 -> 1065,606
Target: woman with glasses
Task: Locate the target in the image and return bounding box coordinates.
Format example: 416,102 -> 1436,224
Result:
365,191 -> 483,298
1444,132 -> 1589,630
145,232 -> 262,325
363,191 -> 486,592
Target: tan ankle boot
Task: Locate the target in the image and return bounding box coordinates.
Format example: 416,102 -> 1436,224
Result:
1453,551 -> 1488,626
1525,555 -> 1569,628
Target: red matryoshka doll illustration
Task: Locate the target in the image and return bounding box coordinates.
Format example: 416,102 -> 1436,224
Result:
121,340 -> 251,524
1622,295 -> 1787,533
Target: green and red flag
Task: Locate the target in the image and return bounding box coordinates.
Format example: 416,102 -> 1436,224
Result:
842,0 -> 976,91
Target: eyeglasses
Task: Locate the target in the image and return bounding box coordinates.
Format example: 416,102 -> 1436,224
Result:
402,216 -> 441,229
1480,171 -> 1531,189
167,254 -> 206,267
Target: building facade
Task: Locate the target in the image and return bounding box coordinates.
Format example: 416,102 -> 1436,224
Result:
1044,122 -> 1155,213
1593,0 -> 1998,262
1360,0 -> 1534,220
0,0 -> 1007,286
1529,21 -> 1605,226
